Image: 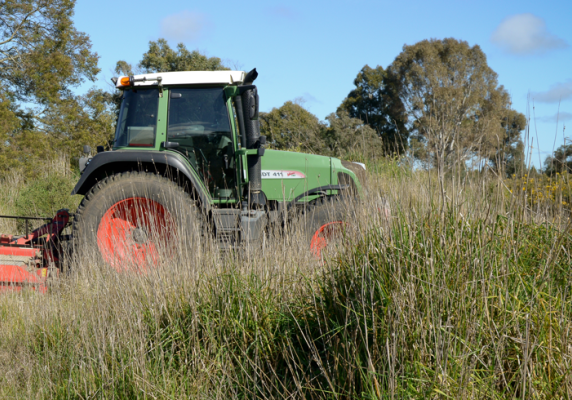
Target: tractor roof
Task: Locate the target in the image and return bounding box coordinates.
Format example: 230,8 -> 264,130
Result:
115,70 -> 246,89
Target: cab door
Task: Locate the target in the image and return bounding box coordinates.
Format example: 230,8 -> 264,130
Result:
166,87 -> 237,200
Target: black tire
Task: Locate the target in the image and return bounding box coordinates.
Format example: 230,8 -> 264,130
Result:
300,197 -> 342,238
72,171 -> 203,270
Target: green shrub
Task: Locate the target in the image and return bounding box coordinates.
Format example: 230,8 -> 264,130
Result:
15,174 -> 80,219
507,172 -> 572,213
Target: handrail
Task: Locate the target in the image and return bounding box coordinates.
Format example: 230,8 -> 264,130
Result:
0,215 -> 52,221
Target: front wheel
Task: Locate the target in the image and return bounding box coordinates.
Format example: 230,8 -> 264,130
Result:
73,172 -> 202,271
299,197 -> 350,259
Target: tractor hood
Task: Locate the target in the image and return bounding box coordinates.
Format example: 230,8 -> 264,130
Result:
259,149 -> 362,202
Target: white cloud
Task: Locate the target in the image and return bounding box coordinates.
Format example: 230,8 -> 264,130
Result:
533,80 -> 572,103
160,11 -> 209,43
491,13 -> 569,55
538,111 -> 572,123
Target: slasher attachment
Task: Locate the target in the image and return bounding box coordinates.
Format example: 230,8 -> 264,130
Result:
0,210 -> 71,293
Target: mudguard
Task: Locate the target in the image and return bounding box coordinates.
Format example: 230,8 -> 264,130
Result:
71,150 -> 211,207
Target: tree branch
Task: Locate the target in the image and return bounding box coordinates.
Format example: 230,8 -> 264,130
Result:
0,5 -> 41,47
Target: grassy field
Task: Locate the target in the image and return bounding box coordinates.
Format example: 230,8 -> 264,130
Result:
0,158 -> 571,399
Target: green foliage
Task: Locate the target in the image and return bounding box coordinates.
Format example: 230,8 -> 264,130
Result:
0,0 -> 99,105
116,38 -> 228,74
503,138 -> 526,177
0,0 -> 100,178
41,88 -> 116,155
114,60 -> 134,76
0,96 -> 50,177
0,92 -> 22,174
322,110 -> 383,159
387,38 -> 526,172
260,100 -> 325,153
338,65 -> 409,153
507,171 -> 572,212
544,143 -> 572,176
260,100 -> 384,159
0,89 -> 115,178
15,173 -> 80,219
491,109 -> 527,176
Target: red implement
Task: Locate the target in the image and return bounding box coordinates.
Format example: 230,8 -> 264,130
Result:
0,210 -> 70,293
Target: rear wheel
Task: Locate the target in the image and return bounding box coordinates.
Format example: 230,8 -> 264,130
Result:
73,172 -> 202,271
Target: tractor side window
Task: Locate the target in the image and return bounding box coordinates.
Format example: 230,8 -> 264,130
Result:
167,88 -> 235,198
114,89 -> 159,148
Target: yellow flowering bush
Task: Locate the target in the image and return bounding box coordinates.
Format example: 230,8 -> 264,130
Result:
507,172 -> 572,211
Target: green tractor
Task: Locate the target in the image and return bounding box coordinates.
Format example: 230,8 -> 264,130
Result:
72,69 -> 366,269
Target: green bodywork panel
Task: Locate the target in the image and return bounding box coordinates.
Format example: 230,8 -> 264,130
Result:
236,149 -> 361,203
112,86 -> 362,205
260,150 -> 331,202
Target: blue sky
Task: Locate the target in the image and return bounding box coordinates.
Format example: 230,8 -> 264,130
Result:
74,0 -> 571,166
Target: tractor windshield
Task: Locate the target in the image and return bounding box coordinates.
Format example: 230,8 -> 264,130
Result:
114,89 -> 159,148
167,87 -> 235,198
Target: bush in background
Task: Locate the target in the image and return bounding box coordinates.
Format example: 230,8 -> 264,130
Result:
15,174 -> 79,219
507,172 -> 572,214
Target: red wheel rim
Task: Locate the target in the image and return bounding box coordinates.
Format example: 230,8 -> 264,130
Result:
310,221 -> 344,258
97,197 -> 174,272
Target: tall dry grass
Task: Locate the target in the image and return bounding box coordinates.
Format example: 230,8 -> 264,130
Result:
0,172 -> 24,233
0,156 -> 571,399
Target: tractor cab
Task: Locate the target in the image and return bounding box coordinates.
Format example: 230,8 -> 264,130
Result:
114,84 -> 236,198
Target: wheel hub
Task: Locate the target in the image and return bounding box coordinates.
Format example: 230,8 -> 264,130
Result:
131,227 -> 148,244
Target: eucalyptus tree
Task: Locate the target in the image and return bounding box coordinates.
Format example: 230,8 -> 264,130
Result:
114,39 -> 228,76
0,0 -> 98,103
544,143 -> 572,176
338,65 -> 408,154
259,101 -> 325,153
322,110 -> 382,159
387,38 -> 525,178
0,0 -> 100,175
140,39 -> 227,73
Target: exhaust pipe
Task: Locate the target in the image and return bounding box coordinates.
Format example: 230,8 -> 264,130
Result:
237,69 -> 265,208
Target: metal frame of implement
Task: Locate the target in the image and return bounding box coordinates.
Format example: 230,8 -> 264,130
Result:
0,210 -> 71,293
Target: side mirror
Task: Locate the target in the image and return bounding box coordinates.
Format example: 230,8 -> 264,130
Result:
83,145 -> 91,155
